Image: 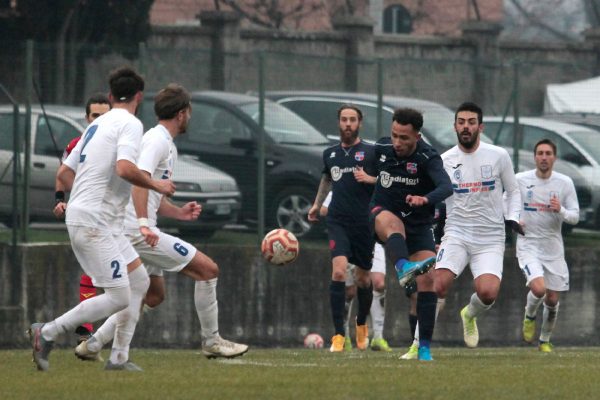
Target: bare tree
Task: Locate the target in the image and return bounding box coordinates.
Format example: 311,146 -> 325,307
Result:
215,0 -> 325,29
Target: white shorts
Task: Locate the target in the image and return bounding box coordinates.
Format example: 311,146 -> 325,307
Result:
518,257 -> 569,292
67,226 -> 138,288
125,228 -> 196,277
435,235 -> 505,280
371,243 -> 386,275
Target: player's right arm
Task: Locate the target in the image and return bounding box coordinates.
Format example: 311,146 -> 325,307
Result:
116,160 -> 175,195
308,174 -> 332,222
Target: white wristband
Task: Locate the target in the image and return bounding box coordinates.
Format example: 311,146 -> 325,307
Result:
138,218 -> 150,228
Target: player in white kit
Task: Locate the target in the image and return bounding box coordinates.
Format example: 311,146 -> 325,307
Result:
515,139 -> 579,352
320,192 -> 391,351
29,67 -> 175,371
74,84 -> 248,363
433,102 -> 523,348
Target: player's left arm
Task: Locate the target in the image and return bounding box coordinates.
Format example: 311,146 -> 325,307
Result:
557,179 -> 579,225
157,197 -> 202,221
500,152 -> 521,223
499,152 -> 525,235
408,155 -> 453,207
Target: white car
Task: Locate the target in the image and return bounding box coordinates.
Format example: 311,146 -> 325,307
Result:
0,105 -> 241,237
485,116 -> 599,228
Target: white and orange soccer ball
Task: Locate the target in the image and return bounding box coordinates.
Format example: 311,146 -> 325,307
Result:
261,228 -> 299,265
303,333 -> 324,349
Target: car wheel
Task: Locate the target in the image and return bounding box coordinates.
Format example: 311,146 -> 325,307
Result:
272,186 -> 320,238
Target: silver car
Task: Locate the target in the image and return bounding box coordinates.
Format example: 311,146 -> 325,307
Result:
0,105 -> 241,237
485,116 -> 599,228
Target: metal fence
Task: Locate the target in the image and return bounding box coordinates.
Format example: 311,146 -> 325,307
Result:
1,40 -> 599,247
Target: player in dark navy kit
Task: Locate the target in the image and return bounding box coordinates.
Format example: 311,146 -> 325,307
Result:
370,108 -> 453,361
308,104 -> 377,353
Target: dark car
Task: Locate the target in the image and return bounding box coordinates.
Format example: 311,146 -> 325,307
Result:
139,91 -> 330,237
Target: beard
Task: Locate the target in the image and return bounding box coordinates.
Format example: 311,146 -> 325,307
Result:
456,129 -> 478,149
339,127 -> 359,145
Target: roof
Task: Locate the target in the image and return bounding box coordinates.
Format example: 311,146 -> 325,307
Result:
485,116 -> 599,134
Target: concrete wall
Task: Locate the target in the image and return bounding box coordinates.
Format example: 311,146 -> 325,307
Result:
1,242 -> 599,349
3,16 -> 600,115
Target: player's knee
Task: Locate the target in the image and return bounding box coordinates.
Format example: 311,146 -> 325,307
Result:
477,290 -> 497,305
372,280 -> 385,292
145,290 -> 165,308
332,270 -> 346,282
529,280 -> 546,298
204,260 -> 219,279
433,281 -> 447,299
104,286 -> 131,313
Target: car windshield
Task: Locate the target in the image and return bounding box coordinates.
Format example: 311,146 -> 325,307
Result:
568,130 -> 600,164
240,102 -> 329,145
421,107 -> 456,148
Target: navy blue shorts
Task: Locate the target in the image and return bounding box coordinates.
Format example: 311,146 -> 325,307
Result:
369,205 -> 435,254
327,217 -> 374,270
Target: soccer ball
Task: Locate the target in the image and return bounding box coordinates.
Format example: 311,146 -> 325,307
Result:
303,333 -> 324,349
261,228 -> 300,265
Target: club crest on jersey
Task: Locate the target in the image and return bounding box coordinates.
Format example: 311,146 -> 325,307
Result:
406,162 -> 417,174
453,169 -> 462,181
355,151 -> 365,161
480,165 -> 493,179
527,190 -> 533,200
330,152 -> 336,158
379,154 -> 386,162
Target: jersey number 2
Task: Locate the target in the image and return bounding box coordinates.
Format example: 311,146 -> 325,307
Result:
111,260 -> 122,279
79,125 -> 98,162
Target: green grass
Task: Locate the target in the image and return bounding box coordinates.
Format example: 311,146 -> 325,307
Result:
2,347 -> 600,399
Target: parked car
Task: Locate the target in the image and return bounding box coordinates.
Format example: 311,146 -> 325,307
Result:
139,91 -> 330,238
485,116 -> 599,227
0,105 -> 241,237
265,90 -> 457,151
264,91 -> 593,229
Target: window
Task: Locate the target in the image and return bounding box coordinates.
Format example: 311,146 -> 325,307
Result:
35,115 -> 78,157
186,102 -> 251,146
0,112 -> 26,151
383,4 -> 412,34
281,99 -> 392,143
485,122 -> 590,167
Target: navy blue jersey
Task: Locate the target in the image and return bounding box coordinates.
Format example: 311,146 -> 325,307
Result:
322,140 -> 376,223
370,137 -> 452,226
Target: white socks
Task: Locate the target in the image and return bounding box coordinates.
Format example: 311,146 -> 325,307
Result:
465,292 -> 493,319
370,290 -> 385,340
87,314 -> 117,352
343,298 -> 353,337
195,278 -> 219,346
109,266 -> 149,364
540,302 -> 559,343
42,285 -> 130,342
525,291 -> 544,319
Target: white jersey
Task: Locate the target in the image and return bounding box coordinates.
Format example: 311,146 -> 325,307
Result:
64,108 -> 143,232
124,124 -> 177,229
515,169 -> 579,261
442,142 -> 521,242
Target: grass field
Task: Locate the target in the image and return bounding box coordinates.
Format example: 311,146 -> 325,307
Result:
2,347 -> 600,400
